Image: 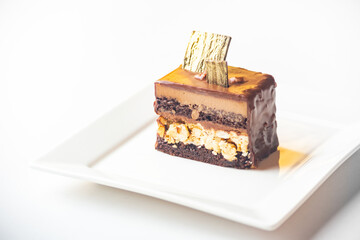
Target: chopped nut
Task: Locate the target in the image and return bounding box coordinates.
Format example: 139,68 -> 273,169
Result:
157,125 -> 165,137
229,77 -> 245,84
229,131 -> 248,152
220,142 -> 237,161
158,116 -> 167,126
165,123 -> 189,143
194,71 -> 207,80
215,130 -> 229,139
177,124 -> 190,142
165,136 -> 175,144
166,123 -> 179,139
191,109 -> 200,120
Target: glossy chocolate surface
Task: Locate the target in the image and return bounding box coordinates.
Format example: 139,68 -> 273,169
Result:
155,65 -> 276,101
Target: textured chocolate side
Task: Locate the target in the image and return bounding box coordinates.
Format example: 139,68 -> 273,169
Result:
155,136 -> 252,169
154,97 -> 247,129
247,83 -> 279,166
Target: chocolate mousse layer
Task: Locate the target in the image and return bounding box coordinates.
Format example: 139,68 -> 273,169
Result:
155,83 -> 248,117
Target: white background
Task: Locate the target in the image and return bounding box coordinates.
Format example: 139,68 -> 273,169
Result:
1,0 -> 360,239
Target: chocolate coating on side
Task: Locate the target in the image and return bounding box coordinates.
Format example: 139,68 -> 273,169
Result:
247,84 -> 279,165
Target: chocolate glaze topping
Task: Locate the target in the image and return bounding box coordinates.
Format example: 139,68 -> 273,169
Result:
156,65 -> 276,101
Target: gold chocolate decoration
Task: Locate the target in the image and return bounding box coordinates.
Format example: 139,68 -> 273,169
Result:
205,60 -> 229,88
183,31 -> 231,73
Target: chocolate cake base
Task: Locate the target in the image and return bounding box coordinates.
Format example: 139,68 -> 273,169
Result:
155,136 -> 252,169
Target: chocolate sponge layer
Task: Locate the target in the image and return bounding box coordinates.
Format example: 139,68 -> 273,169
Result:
155,136 -> 252,169
154,97 -> 247,129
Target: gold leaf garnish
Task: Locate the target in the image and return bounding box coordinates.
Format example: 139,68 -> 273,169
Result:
205,60 -> 229,88
183,31 -> 231,73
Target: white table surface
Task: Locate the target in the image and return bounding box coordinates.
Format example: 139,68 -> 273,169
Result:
1,0 -> 360,239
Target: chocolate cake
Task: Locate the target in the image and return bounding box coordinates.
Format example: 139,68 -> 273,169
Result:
153,31 -> 278,169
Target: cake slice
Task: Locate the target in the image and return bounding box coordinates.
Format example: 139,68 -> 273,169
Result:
154,66 -> 278,169
153,31 -> 278,169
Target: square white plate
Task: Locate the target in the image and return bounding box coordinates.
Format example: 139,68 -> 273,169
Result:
31,85 -> 360,230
